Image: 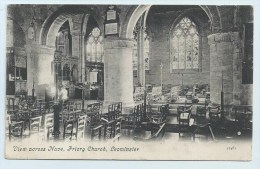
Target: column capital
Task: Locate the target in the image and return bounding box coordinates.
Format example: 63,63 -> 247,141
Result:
27,44 -> 56,55
103,38 -> 135,49
207,32 -> 240,45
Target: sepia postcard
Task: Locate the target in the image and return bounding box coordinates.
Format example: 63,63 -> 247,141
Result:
4,4 -> 253,160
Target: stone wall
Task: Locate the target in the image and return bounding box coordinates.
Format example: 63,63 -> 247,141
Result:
143,9 -> 210,87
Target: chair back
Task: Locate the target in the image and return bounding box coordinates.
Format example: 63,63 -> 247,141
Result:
91,125 -> 103,141
9,121 -> 24,141
76,115 -> 87,139
44,113 -> 54,140
197,106 -> 207,115
29,116 -> 42,135
63,120 -> 74,140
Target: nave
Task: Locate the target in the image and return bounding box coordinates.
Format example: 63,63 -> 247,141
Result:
5,5 -> 253,144
6,91 -> 252,143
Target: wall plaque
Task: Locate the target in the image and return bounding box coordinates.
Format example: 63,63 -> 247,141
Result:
104,5 -> 119,37
105,23 -> 118,35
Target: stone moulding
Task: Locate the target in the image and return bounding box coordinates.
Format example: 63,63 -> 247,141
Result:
207,32 -> 239,45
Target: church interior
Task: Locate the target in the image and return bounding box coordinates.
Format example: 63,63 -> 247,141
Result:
6,5 -> 253,143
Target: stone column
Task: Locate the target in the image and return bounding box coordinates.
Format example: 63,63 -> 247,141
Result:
137,26 -> 145,86
71,31 -> 82,83
103,38 -> 135,108
25,45 -> 33,96
208,32 -> 240,105
70,14 -> 85,84
29,45 -> 56,99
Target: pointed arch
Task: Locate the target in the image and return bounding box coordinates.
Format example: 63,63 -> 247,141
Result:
39,5 -> 104,47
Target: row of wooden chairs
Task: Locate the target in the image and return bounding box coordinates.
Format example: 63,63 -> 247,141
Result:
122,103 -> 145,130
146,104 -> 169,124
91,117 -> 122,141
8,113 -> 54,141
63,115 -> 87,141
102,102 -> 122,121
90,102 -> 123,141
177,104 -> 252,141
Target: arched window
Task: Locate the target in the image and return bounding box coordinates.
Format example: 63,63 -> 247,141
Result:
132,30 -> 150,71
171,17 -> 199,71
86,27 -> 104,62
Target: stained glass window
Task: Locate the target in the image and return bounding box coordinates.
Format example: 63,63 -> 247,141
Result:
86,27 -> 104,62
171,17 -> 199,71
132,30 -> 150,71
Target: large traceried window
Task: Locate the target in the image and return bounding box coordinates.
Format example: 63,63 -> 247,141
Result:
133,31 -> 150,71
86,27 -> 104,62
171,17 -> 199,71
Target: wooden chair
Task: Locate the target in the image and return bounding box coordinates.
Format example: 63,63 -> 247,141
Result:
44,113 -> 54,141
38,101 -> 46,114
86,104 -> 93,113
8,109 -> 18,122
103,119 -> 116,140
114,102 -> 122,119
67,101 -> 75,111
102,104 -> 115,121
59,109 -> 67,123
75,115 -> 87,140
7,97 -> 16,111
178,106 -> 192,140
196,106 -> 207,124
146,104 -> 153,120
9,121 -> 24,141
197,106 -> 207,115
113,117 -> 122,141
63,120 -> 75,141
234,106 -> 252,132
29,116 -> 42,136
93,102 -> 102,113
209,106 -> 221,123
46,100 -> 55,113
178,111 -> 191,126
177,105 -> 192,124
63,111 -> 77,123
91,125 -> 103,141
159,104 -> 169,122
6,114 -> 11,131
15,110 -> 31,128
122,106 -> 139,131
148,105 -> 166,124
26,96 -> 35,109
61,101 -> 68,111
30,108 -> 42,118
74,102 -> 82,111
177,106 -> 185,121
